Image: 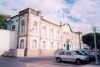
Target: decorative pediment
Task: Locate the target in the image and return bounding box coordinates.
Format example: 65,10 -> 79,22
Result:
62,24 -> 71,32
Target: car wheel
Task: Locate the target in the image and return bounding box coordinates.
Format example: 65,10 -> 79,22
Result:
76,59 -> 81,65
56,57 -> 61,63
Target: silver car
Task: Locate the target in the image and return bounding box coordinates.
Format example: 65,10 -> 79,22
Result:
55,50 -> 89,64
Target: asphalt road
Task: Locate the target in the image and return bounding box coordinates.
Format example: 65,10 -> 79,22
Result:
17,56 -> 88,67
0,56 -> 93,67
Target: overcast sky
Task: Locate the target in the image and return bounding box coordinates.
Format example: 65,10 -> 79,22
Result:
0,0 -> 100,34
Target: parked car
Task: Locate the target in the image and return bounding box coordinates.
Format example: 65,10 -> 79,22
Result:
81,50 -> 95,59
89,50 -> 100,59
76,50 -> 95,59
55,50 -> 89,64
79,50 -> 98,59
78,49 -> 99,59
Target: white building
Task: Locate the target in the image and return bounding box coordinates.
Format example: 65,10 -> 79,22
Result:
6,8 -> 82,57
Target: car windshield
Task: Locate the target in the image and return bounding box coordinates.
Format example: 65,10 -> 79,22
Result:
74,51 -> 83,55
81,51 -> 88,55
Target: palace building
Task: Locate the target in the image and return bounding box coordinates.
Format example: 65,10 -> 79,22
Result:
6,8 -> 82,57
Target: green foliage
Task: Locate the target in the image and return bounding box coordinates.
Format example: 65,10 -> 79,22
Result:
82,33 -> 100,49
0,15 -> 5,29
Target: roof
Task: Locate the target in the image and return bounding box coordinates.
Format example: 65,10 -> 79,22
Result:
6,8 -> 82,35
41,17 -> 60,27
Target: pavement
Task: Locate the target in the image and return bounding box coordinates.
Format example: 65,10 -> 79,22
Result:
18,56 -> 100,67
0,56 -> 100,67
82,59 -> 100,67
0,57 -> 26,67
82,63 -> 100,67
25,62 -> 100,67
82,65 -> 100,67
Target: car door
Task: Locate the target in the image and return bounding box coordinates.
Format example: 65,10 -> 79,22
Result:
65,51 -> 74,62
58,51 -> 66,61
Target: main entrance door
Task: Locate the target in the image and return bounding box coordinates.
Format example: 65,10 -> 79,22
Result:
64,43 -> 69,50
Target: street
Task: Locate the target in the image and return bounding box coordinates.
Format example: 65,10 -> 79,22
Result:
0,56 -> 96,67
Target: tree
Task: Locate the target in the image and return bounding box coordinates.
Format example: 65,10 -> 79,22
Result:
82,33 -> 100,49
0,15 -> 5,29
0,14 -> 11,29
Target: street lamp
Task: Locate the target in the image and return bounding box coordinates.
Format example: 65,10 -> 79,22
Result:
92,26 -> 99,64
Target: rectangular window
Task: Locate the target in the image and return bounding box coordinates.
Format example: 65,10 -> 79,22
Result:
51,28 -> 54,36
32,21 -> 37,32
42,26 -> 47,36
12,25 -> 15,31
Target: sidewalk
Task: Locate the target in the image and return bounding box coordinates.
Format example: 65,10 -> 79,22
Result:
82,59 -> 100,67
82,64 -> 100,67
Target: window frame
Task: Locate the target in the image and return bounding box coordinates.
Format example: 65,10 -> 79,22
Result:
32,40 -> 37,48
21,20 -> 25,33
20,39 -> 24,49
42,41 -> 46,48
12,25 -> 15,31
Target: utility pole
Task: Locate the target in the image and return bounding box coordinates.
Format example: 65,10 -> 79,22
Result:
92,26 -> 99,64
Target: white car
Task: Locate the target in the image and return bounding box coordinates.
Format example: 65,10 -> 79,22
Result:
55,50 -> 89,64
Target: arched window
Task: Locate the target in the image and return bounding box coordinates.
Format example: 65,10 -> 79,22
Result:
32,40 -> 37,48
20,39 -> 24,49
21,20 -> 25,33
42,41 -> 46,48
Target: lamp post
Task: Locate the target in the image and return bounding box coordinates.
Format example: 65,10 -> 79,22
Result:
92,26 -> 99,64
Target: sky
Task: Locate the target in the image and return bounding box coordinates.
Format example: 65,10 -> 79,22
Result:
0,0 -> 100,34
